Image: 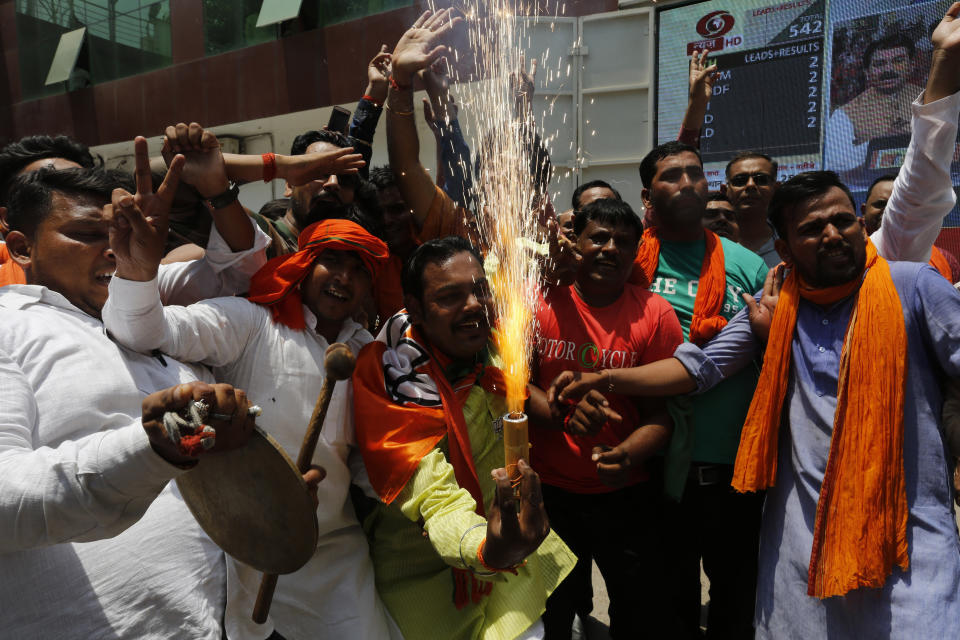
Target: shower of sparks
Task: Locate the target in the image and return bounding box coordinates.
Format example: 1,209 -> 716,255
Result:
434,0 -> 570,413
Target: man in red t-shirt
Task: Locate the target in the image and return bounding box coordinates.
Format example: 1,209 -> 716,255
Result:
527,198 -> 683,639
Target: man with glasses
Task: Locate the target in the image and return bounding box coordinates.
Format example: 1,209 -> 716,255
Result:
722,152 -> 780,267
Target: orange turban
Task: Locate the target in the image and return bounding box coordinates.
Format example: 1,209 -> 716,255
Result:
247,219 -> 388,329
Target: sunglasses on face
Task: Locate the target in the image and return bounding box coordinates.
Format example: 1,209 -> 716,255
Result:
729,172 -> 773,188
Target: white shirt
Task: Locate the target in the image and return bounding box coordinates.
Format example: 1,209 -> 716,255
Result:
0,221 -> 270,638
870,90 -> 960,263
103,279 -> 400,640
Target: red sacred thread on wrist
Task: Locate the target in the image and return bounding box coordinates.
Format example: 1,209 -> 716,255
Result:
362,94 -> 382,108
477,538 -> 524,575
261,152 -> 277,183
389,76 -> 411,92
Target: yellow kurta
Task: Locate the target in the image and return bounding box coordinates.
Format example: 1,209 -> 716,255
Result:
363,385 -> 575,639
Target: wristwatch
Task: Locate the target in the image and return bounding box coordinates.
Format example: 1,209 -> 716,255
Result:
205,182 -> 240,210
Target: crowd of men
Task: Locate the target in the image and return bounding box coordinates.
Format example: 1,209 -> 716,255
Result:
5,4 -> 960,639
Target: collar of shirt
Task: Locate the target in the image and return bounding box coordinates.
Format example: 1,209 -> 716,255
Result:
0,284 -> 100,324
300,304 -> 365,344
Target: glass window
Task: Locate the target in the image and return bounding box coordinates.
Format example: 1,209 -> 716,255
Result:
313,0 -> 414,27
15,0 -> 172,100
203,0 -> 278,56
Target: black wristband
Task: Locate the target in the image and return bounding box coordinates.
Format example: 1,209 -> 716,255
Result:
205,183 -> 240,210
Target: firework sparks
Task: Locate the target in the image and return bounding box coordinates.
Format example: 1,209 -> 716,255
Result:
434,0 -> 569,417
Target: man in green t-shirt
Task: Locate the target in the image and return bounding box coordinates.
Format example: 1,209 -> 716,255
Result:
639,141 -> 767,639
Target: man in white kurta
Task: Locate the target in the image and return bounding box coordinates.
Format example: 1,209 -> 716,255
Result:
0,163 -> 270,637
103,218 -> 400,639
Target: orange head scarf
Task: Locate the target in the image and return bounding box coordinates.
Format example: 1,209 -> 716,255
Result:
247,219 -> 388,330
630,227 -> 727,345
733,238 -> 908,599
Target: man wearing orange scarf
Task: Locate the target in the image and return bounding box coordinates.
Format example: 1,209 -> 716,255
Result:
554,168 -> 960,636
103,219 -> 400,640
631,139 -> 769,638
352,236 -> 575,639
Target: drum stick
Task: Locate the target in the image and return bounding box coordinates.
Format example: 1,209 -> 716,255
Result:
252,342 -> 357,624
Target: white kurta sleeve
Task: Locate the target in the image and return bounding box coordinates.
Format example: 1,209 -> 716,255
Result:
871,90 -> 960,262
0,349 -> 184,552
104,275 -> 262,368
156,216 -> 271,306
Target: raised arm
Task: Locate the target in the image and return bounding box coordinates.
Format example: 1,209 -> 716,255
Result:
678,49 -> 718,147
106,155 -> 261,366
222,147 -> 364,188
873,3 -> 960,262
347,44 -> 392,177
387,10 -> 463,226
161,123 -> 253,252
422,61 -> 474,209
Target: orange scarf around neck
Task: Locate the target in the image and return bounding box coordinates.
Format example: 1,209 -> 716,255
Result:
630,227 -> 727,345
733,239 -> 908,599
929,246 -> 953,283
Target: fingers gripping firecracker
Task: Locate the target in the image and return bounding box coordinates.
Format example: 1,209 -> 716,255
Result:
163,400 -> 263,457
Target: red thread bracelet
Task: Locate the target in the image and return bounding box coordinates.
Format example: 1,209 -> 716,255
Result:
362,94 -> 383,108
477,538 -> 524,575
261,152 -> 277,183
389,76 -> 411,92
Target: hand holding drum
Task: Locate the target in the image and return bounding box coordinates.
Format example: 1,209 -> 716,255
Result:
252,343 -> 357,624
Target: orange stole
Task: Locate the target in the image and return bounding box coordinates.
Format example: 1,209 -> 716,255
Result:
630,228 -> 728,345
352,337 -> 507,514
0,244 -> 26,287
733,240 -> 908,599
929,246 -> 953,282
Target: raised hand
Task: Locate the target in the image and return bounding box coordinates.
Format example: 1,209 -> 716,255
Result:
933,3 -> 960,53
926,3 -> 960,103
483,459 -> 550,569
511,56 -> 538,116
109,136 -> 183,282
282,147 -> 366,187
742,263 -> 784,343
688,49 -> 719,106
161,122 -> 229,199
544,217 -> 581,288
366,44 -> 392,104
391,9 -> 463,86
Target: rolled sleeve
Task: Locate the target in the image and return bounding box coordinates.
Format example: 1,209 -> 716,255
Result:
157,218 -> 270,305
673,304 -> 762,394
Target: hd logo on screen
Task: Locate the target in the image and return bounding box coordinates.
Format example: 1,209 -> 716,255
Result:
687,10 -> 742,54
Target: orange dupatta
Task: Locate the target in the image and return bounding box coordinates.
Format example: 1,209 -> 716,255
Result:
629,227 -> 727,345
929,246 -> 953,283
732,239 -> 908,598
352,317 -> 507,513
0,244 -> 26,287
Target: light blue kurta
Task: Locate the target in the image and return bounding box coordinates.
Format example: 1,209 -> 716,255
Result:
675,262 -> 960,639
